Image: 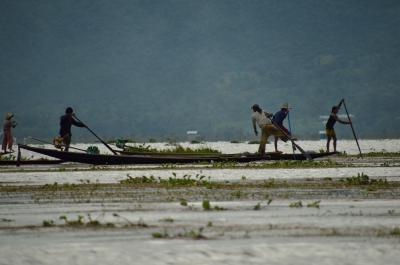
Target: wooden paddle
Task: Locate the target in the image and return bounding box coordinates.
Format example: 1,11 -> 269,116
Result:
338,99 -> 362,157
73,115 -> 118,155
266,115 -> 312,160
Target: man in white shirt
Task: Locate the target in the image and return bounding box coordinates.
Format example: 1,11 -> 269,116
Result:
251,104 -> 283,155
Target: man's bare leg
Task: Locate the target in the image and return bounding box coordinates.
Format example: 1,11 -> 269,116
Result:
326,137 -> 331,152
274,136 -> 279,152
333,137 -> 337,152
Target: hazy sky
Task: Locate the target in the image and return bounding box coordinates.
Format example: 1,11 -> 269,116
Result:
1,0 -> 399,140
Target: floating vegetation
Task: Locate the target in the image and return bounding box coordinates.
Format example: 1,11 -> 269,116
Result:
152,230 -> 169,238
202,199 -> 225,211
0,218 -> 14,222
338,151 -> 400,157
307,200 -> 321,208
180,198 -> 188,206
211,161 -> 238,168
159,217 -> 174,223
341,173 -> 388,186
391,227 -> 400,236
42,220 -> 55,227
124,144 -> 220,154
289,201 -> 303,208
120,173 -> 213,187
152,227 -> 207,240
249,160 -> 343,169
202,199 -> 211,210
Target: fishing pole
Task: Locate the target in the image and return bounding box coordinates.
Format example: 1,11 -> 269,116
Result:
28,137 -> 87,152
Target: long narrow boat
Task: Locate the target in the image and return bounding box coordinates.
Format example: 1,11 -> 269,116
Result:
18,144 -> 336,165
0,159 -> 64,166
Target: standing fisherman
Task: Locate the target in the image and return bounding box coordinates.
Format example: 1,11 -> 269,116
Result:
326,106 -> 351,152
2,113 -> 17,152
59,107 -> 86,151
251,104 -> 283,155
272,103 -> 291,152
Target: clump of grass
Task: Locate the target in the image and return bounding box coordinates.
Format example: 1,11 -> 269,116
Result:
152,227 -> 207,240
152,230 -> 169,238
57,214 -> 115,228
0,218 -> 14,222
342,173 -> 388,186
180,198 -> 188,206
202,199 -> 225,211
390,227 -> 400,236
42,219 -> 55,227
124,144 -> 220,154
120,173 -> 213,187
251,160 -> 342,169
230,190 -> 242,198
263,179 -> 276,188
202,199 -> 211,210
211,161 -> 238,168
160,217 -> 174,223
180,227 -> 207,239
253,203 -> 261,210
289,201 -> 303,208
339,151 -> 400,157
307,200 -> 321,208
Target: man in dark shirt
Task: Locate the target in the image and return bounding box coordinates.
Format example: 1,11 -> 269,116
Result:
272,103 -> 290,152
325,106 -> 350,152
59,107 -> 85,151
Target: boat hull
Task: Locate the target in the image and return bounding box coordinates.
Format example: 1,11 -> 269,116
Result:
18,144 -> 336,165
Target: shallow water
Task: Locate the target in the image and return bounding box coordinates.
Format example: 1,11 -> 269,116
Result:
1,139 -> 400,265
1,199 -> 400,265
0,166 -> 399,186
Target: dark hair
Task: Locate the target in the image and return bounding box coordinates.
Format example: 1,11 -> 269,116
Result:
251,104 -> 262,113
331,106 -> 338,112
65,107 -> 74,114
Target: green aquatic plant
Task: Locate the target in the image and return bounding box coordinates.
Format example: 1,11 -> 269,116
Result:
390,227 -> 400,236
124,144 -> 220,154
202,199 -> 211,210
42,219 -> 55,227
289,201 -> 303,208
152,229 -> 169,239
120,173 -> 213,187
253,203 -> 261,210
160,217 -> 174,223
180,198 -> 188,206
307,200 -> 321,208
211,161 -> 238,168
342,173 -> 388,186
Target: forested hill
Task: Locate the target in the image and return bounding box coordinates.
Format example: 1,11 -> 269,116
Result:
1,0 -> 399,141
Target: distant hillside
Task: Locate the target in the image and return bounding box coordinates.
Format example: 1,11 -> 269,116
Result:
1,0 -> 399,141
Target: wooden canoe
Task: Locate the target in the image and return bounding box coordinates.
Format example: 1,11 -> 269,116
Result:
18,144 -> 336,165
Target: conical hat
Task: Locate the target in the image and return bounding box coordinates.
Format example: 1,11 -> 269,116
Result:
281,103 -> 289,109
5,113 -> 13,120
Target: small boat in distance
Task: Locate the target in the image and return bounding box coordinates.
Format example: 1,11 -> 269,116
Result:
18,144 -> 337,165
